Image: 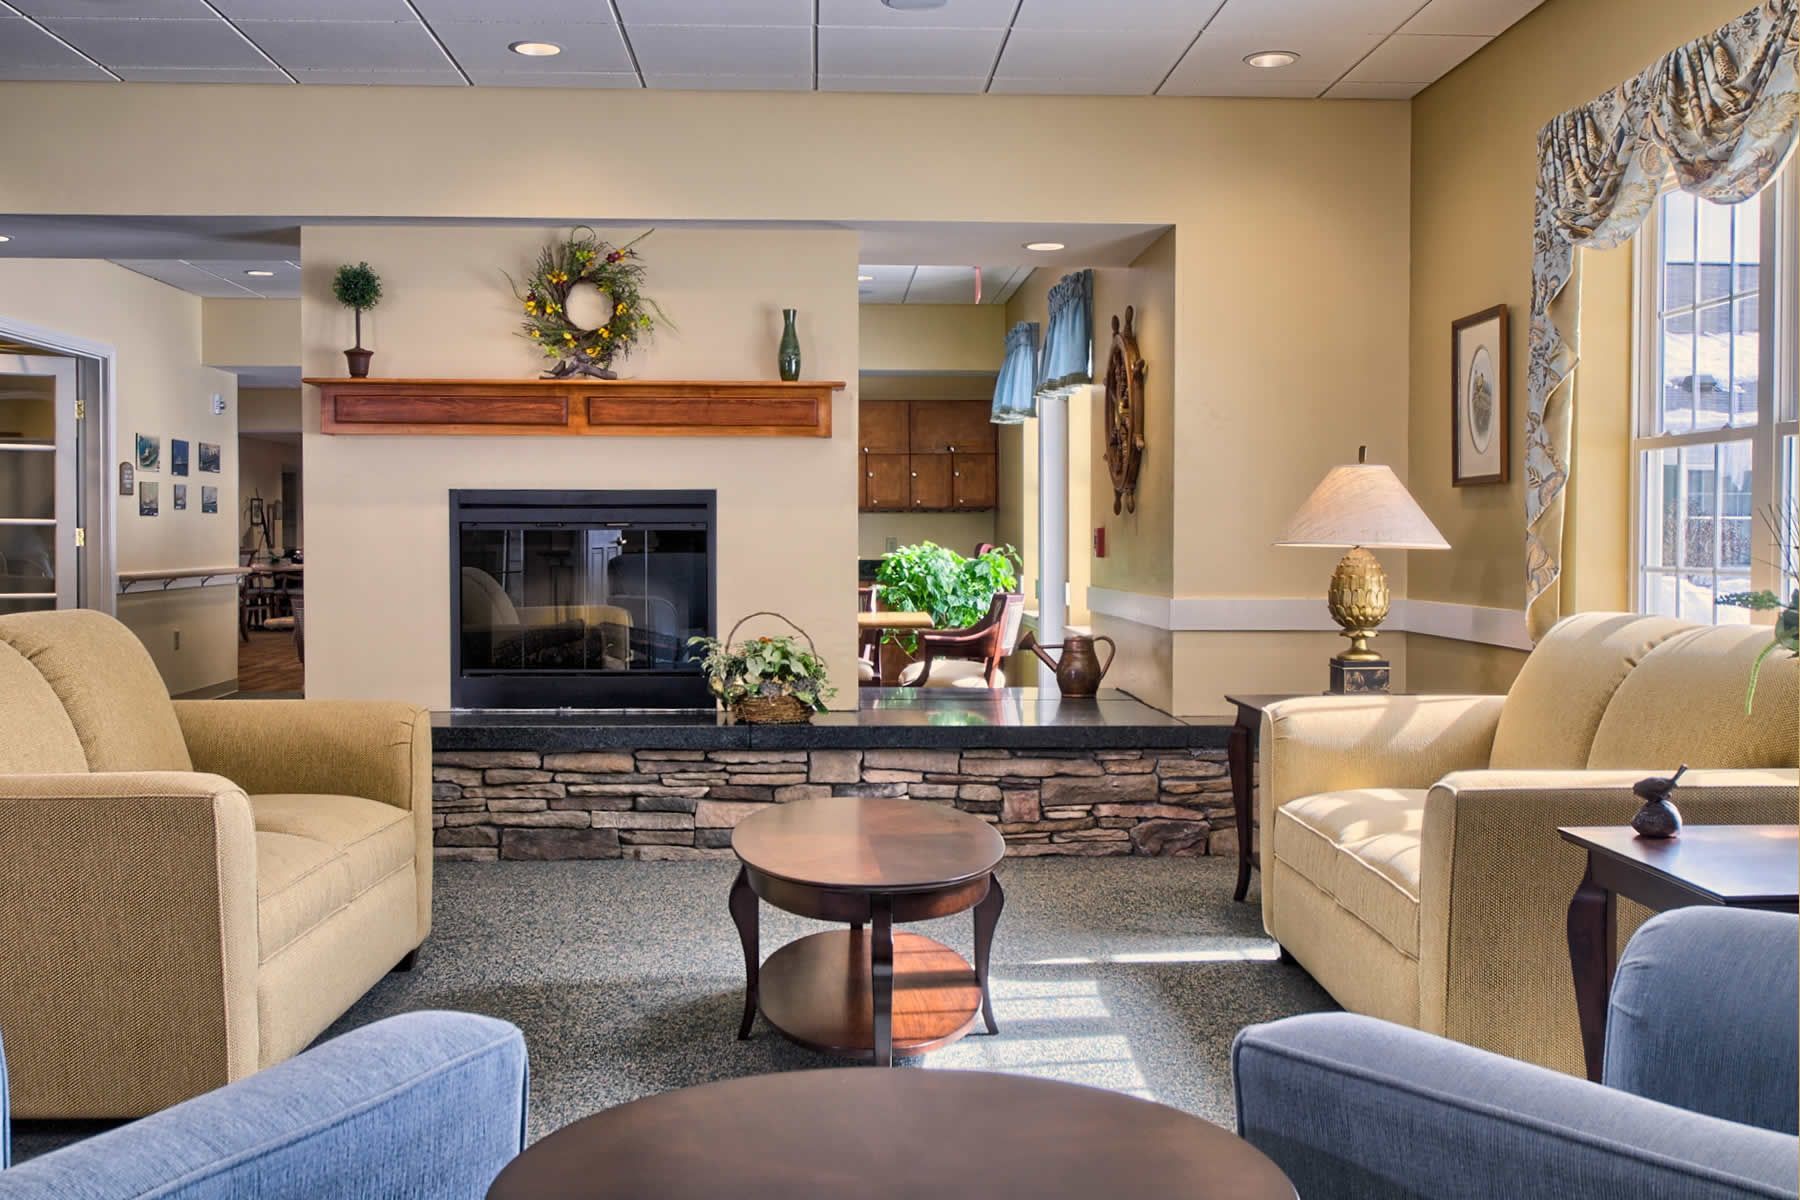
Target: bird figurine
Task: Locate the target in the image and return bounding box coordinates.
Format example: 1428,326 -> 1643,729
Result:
1630,764 -> 1688,839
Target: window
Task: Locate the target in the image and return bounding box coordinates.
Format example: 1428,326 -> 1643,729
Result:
1635,168 -> 1798,622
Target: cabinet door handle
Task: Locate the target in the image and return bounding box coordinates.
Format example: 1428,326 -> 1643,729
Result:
911,472 -> 917,478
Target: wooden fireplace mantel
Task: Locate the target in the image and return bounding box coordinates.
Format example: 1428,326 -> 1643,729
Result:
303,377 -> 846,438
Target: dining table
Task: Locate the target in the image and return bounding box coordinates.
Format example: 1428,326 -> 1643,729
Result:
856,610 -> 934,685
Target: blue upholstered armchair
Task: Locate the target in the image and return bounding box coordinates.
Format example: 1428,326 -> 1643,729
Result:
1235,907 -> 1799,1198
0,1011 -> 527,1199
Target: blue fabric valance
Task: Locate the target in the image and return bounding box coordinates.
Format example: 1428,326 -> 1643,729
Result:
990,321 -> 1040,424
1036,269 -> 1093,399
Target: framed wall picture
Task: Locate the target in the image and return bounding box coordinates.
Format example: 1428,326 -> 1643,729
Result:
1451,305 -> 1509,486
135,434 -> 160,472
201,485 -> 219,514
173,484 -> 188,511
138,481 -> 159,517
171,438 -> 190,476
119,461 -> 134,496
198,442 -> 221,473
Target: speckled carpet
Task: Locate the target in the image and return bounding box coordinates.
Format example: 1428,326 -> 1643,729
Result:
12,857 -> 1335,1159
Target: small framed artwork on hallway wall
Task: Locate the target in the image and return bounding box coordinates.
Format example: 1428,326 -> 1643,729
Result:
201,486 -> 218,514
1451,304 -> 1509,486
171,439 -> 189,476
173,484 -> 187,511
198,442 -> 221,473
134,434 -> 159,472
138,481 -> 158,517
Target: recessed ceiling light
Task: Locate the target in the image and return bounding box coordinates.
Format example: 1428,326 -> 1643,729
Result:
1243,50 -> 1300,69
857,274 -> 874,282
1024,242 -> 1065,252
245,269 -> 275,277
0,235 -> 11,243
509,41 -> 562,57
881,0 -> 949,9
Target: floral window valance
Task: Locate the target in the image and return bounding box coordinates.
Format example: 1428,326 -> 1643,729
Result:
1036,269 -> 1094,400
991,321 -> 1041,425
1525,0 -> 1798,641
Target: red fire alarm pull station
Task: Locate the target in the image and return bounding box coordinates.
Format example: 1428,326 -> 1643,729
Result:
1093,527 -> 1107,558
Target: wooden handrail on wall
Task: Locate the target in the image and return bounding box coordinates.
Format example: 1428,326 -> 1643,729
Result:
117,566 -> 251,594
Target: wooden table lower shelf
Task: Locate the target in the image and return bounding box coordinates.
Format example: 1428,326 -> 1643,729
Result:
758,929 -> 983,1058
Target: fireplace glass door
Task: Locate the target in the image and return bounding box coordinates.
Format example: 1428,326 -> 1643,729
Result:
452,490 -> 715,708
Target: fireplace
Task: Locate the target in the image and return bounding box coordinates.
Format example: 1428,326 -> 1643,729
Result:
450,489 -> 715,709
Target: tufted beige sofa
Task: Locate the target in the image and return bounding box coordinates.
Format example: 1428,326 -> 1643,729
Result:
1259,612 -> 1799,1076
0,609 -> 432,1118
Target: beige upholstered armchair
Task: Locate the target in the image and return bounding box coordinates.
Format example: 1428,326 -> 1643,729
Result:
1259,612 -> 1799,1076
0,609 -> 432,1118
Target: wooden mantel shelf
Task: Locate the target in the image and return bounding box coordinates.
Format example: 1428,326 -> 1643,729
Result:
303,377 -> 845,438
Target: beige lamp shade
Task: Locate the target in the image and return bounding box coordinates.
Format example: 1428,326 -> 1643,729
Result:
1276,454 -> 1449,550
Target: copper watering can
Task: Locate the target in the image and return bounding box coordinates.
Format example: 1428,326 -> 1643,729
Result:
1018,631 -> 1116,698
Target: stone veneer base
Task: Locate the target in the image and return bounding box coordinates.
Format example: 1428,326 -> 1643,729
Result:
433,747 -> 1239,861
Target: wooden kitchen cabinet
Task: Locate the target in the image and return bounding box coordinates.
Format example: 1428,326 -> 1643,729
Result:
952,453 -> 997,509
909,454 -> 954,510
864,452 -> 910,510
859,401 -> 910,453
856,397 -> 998,512
909,401 -> 996,454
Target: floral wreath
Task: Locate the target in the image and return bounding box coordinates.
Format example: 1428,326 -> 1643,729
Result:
510,227 -> 666,379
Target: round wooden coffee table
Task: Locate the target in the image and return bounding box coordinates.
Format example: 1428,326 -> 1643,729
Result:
487,1070 -> 1297,1199
729,795 -> 1005,1066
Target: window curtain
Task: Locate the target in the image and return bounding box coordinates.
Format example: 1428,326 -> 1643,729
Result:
1036,269 -> 1094,400
1525,0 -> 1798,640
990,320 -> 1041,424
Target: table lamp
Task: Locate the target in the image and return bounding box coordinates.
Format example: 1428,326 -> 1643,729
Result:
1276,447 -> 1449,693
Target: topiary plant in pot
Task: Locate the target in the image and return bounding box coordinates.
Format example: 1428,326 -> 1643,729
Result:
332,262 -> 383,378
874,541 -> 1020,653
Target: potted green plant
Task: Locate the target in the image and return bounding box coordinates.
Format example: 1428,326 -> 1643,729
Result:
332,262 -> 383,378
688,612 -> 835,724
874,542 -> 1020,653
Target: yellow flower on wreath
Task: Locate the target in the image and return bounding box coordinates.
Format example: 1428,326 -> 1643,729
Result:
600,327 -> 612,339
615,302 -> 628,316
529,329 -> 540,339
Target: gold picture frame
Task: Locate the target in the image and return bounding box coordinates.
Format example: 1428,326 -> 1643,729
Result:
1451,305 -> 1509,486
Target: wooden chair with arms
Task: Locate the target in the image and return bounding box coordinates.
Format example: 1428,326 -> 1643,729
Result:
900,592 -> 1024,689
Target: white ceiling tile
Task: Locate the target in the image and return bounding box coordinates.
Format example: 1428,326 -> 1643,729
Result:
818,26 -> 1003,78
907,265 -> 983,304
212,0 -> 416,18
0,16 -> 103,68
1323,78 -> 1423,98
819,75 -> 986,93
1206,0 -> 1421,38
1161,29 -> 1379,90
290,67 -> 466,83
614,0 -> 813,25
627,25 -> 810,76
641,72 -> 812,90
987,75 -> 1153,95
816,0 -> 1017,30
40,16 -> 272,68
1345,33 -> 1486,82
856,264 -> 913,303
0,62 -> 116,78
411,0 -> 617,18
431,20 -> 631,71
236,19 -> 455,71
9,0 -> 211,16
114,65 -> 290,81
1401,0 -> 1545,37
1160,74 -> 1327,97
1013,0 -> 1225,32
111,260 -> 259,296
995,29 -> 1187,81
467,69 -> 641,87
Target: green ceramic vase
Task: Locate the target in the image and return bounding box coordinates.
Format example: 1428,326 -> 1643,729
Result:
778,308 -> 801,381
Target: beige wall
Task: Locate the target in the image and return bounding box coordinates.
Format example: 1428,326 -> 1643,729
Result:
300,224 -> 858,709
859,305 -> 1005,375
1406,0 -> 1750,640
238,387 -> 302,434
202,298 -> 299,369
0,259 -> 238,695
858,511 -> 996,560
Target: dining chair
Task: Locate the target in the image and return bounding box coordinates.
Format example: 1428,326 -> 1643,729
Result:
900,592 -> 1024,689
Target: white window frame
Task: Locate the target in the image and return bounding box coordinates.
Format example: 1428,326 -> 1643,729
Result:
1631,166 -> 1799,619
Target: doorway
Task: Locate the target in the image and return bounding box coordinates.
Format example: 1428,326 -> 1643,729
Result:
0,348 -> 110,617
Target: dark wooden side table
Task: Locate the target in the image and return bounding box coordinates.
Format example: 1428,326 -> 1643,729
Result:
730,796 -> 1005,1067
1560,824 -> 1799,1081
1224,694 -> 1304,903
487,1069 -> 1298,1200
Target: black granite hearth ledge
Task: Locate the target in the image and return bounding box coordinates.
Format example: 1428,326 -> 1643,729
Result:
431,687 -> 1229,752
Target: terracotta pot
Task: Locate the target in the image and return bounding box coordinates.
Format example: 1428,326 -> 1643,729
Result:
344,347 -> 374,378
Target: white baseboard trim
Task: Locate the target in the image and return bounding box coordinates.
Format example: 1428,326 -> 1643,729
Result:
1086,587 -> 1532,651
